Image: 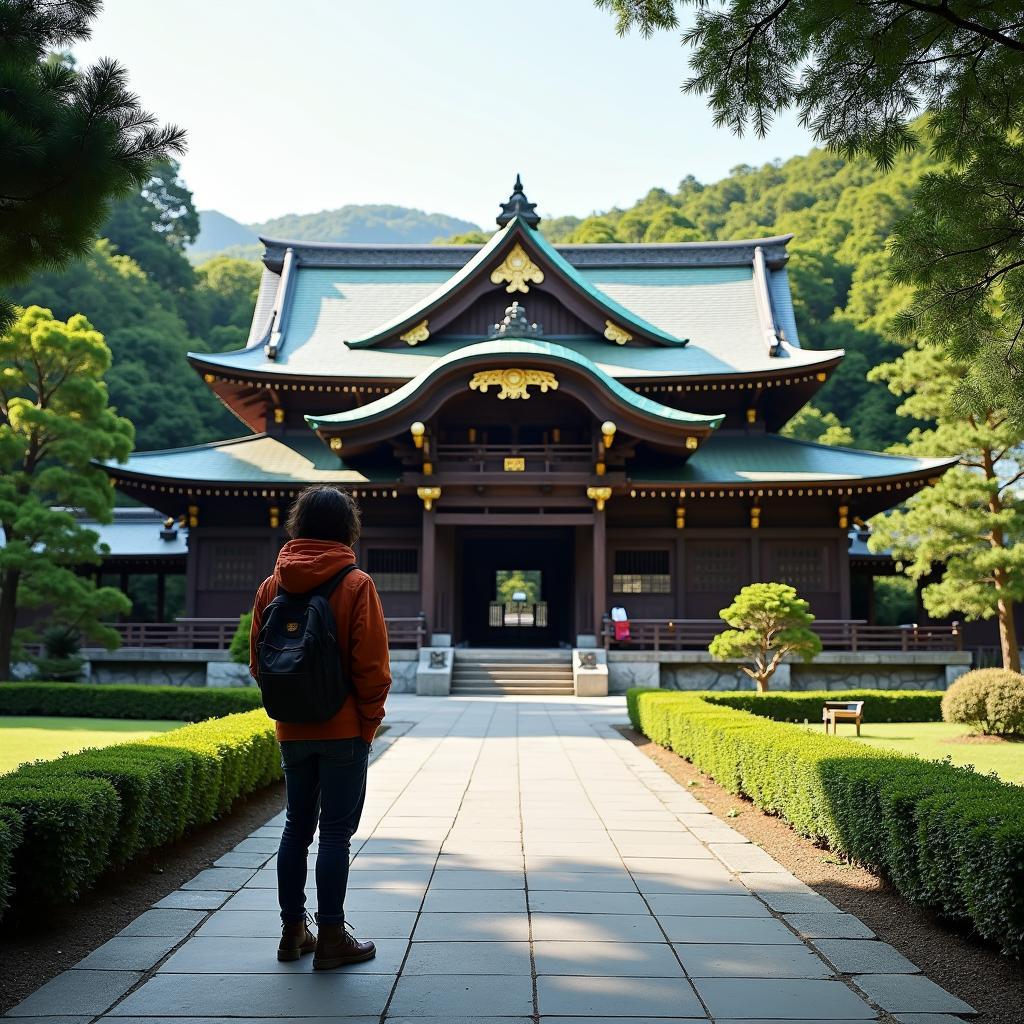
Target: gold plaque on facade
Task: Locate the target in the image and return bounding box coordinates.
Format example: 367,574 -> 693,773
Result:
490,243 -> 544,294
469,368 -> 558,400
504,457 -> 525,472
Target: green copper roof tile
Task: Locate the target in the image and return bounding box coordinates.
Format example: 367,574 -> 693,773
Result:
633,433 -> 956,484
306,339 -> 723,432
105,434 -> 397,485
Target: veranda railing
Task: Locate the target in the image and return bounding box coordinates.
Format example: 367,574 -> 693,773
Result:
601,617 -> 963,652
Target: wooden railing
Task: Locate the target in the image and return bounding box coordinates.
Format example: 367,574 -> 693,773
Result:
107,613 -> 428,650
602,617 -> 963,652
435,443 -> 592,474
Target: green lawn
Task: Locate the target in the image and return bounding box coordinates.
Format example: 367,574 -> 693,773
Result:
819,721 -> 1024,785
0,716 -> 181,775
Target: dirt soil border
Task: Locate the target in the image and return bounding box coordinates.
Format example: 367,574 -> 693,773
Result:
0,780 -> 285,1014
621,725 -> 1023,1024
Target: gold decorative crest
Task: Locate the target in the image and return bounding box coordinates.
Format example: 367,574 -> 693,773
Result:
490,243 -> 544,294
469,368 -> 558,400
417,486 -> 441,511
400,319 -> 430,346
504,457 -> 525,472
604,320 -> 633,345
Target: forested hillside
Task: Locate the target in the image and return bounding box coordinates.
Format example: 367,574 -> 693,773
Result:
539,145 -> 939,450
188,205 -> 482,263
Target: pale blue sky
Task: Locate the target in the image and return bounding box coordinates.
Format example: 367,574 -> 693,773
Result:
75,0 -> 817,227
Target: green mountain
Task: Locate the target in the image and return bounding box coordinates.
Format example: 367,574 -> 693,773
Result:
189,204 -> 481,262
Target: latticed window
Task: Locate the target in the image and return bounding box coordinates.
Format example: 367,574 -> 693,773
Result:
366,548 -> 419,592
689,544 -> 742,592
773,544 -> 826,589
207,544 -> 262,590
613,549 -> 671,594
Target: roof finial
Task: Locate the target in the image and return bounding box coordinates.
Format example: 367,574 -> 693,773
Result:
497,174 -> 540,228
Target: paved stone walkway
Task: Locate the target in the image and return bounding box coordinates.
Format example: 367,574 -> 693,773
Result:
5,695 -> 976,1023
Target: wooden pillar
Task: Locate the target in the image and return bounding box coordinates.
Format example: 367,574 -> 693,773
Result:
156,572 -> 166,623
837,533 -> 852,619
674,534 -> 686,618
592,511 -> 606,636
421,509 -> 436,639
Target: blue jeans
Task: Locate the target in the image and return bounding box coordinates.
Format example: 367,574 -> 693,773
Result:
277,737 -> 369,925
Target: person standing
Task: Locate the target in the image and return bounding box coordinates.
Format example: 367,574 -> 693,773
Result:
249,485 -> 391,968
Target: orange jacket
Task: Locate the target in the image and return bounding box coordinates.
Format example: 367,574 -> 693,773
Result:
249,539 -> 391,743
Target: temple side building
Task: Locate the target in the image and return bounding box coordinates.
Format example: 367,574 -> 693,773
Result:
104,179 -> 956,650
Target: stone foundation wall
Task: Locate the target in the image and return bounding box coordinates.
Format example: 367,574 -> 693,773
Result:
608,650 -> 972,694
78,648 -> 420,690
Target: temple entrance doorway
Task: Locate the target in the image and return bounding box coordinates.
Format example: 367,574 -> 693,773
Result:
457,528 -> 574,647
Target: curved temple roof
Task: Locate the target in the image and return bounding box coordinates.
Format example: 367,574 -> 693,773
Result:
187,223 -> 844,383
305,338 -> 723,434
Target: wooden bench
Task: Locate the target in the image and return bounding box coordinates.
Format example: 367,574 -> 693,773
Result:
823,700 -> 864,736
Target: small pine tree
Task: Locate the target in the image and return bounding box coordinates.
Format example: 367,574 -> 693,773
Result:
709,583 -> 823,692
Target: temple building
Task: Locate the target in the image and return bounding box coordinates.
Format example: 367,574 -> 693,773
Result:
104,179 -> 957,650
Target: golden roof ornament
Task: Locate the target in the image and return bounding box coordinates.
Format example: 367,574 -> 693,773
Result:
604,320 -> 633,345
400,319 -> 430,346
469,367 -> 558,400
490,243 -> 544,294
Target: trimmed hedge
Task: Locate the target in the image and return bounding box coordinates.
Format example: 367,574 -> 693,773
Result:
627,688 -> 1024,956
0,709 -> 281,922
706,689 -> 944,724
0,682 -> 262,721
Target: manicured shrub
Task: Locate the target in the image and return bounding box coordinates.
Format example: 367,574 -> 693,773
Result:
0,709 -> 281,923
0,808 -> 22,919
0,773 -> 119,908
627,688 -> 1024,956
0,682 -> 263,721
229,612 -> 252,665
942,668 -> 1024,735
708,690 -> 944,724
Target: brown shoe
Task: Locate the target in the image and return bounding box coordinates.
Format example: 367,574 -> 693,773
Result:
313,921 -> 376,970
277,915 -> 317,961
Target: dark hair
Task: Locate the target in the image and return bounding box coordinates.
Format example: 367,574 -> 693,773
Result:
285,485 -> 361,545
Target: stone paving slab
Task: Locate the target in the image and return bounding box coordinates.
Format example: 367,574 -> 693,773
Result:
76,935 -> 181,971
674,941 -> 833,979
153,889 -> 229,911
536,975 -> 705,1017
854,973 -> 977,1014
694,977 -> 876,1019
813,937 -> 920,974
108,973 -> 393,1016
4,694 -> 975,1022
5,970 -> 142,1016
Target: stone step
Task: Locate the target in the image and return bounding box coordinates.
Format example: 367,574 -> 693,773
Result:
451,685 -> 576,695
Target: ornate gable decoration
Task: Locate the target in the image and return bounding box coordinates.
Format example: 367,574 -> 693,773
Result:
490,243 -> 544,294
469,367 -> 559,400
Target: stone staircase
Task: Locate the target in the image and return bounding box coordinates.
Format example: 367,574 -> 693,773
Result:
449,648 -> 575,696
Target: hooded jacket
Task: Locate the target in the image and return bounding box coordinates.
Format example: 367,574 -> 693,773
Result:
249,539 -> 391,743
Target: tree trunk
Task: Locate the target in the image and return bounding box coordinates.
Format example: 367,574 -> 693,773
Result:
995,586 -> 1020,673
0,568 -> 22,680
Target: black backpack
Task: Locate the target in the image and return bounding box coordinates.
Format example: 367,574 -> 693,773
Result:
254,565 -> 357,723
